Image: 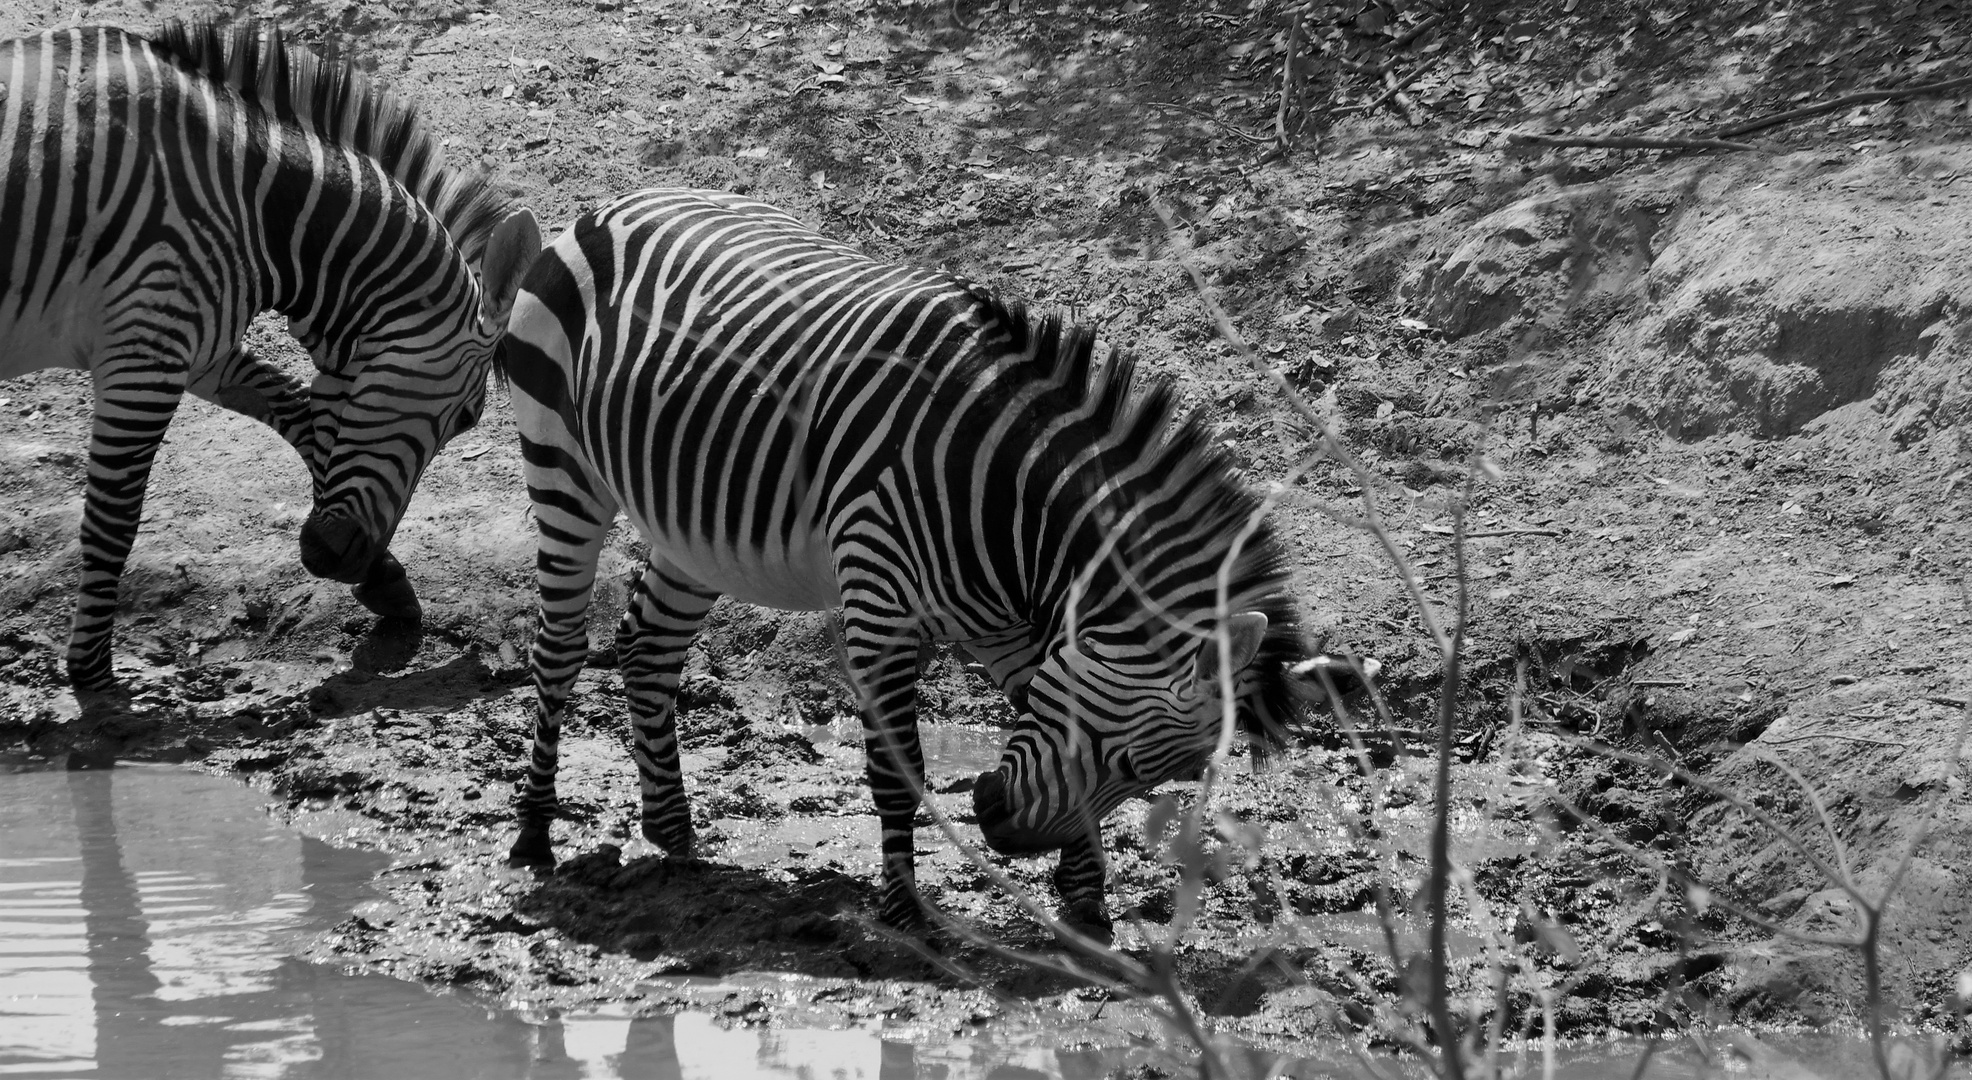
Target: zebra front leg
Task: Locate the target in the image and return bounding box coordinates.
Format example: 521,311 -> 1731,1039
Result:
190,350 -> 419,618
1053,834 -> 1114,945
617,557 -> 719,857
67,361 -> 190,689
508,433 -> 620,868
835,593 -> 934,930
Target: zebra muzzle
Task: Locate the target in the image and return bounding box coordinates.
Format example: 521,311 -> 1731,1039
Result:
298,512 -> 378,584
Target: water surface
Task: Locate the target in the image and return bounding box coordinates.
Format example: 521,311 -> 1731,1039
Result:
2,764 -> 1957,1080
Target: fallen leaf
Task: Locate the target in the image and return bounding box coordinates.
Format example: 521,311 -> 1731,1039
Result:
461,445 -> 493,460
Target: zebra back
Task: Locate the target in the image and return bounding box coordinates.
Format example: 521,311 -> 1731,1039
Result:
143,20 -> 509,262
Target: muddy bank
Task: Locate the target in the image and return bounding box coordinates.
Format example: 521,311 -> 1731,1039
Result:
3,0 -> 1971,1064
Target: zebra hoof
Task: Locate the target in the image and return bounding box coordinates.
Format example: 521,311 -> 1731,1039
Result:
508,826 -> 556,869
640,820 -> 695,859
1059,900 -> 1114,947
66,655 -> 118,694
351,552 -> 422,620
877,895 -> 951,950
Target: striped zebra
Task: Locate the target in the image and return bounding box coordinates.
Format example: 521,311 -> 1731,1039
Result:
0,21 -> 540,690
501,188 -> 1305,936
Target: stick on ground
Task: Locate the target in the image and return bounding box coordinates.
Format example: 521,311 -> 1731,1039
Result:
1713,72 -> 1972,139
1507,132 -> 1758,153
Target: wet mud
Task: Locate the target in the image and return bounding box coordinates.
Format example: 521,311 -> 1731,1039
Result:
3,0 -> 1972,1070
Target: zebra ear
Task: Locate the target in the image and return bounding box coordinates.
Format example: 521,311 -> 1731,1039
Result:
1191,611 -> 1269,688
479,207 -> 543,332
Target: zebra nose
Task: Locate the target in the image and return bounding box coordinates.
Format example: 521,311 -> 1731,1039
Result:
972,770 -> 1009,827
298,512 -> 375,584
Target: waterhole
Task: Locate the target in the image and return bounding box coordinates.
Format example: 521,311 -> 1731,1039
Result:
1,764 -> 1940,1079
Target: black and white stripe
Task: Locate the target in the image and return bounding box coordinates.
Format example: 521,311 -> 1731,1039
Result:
0,20 -> 539,690
502,188 -> 1305,935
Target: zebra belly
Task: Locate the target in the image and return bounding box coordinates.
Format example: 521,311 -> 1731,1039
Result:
0,285 -> 103,378
629,519 -> 843,612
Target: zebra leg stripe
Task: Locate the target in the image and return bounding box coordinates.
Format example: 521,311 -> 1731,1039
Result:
67,358 -> 189,691
187,348 -> 315,454
508,432 -> 620,867
1053,834 -> 1113,943
618,557 -> 719,857
835,591 -> 931,929
187,347 -> 420,619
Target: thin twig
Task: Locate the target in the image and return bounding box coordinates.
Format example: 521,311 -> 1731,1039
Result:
1507,132 -> 1758,153
1155,200 -> 1451,656
1424,462 -> 1474,1080
1331,57 -> 1437,117
1148,100 -> 1272,144
1272,9 -> 1305,154
1387,12 -> 1442,53
1762,731 -> 1908,748
1422,524 -> 1560,538
1749,746 -> 1852,883
1713,73 -> 1972,139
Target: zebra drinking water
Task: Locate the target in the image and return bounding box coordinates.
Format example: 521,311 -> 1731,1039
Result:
0,21 -> 540,689
501,188 -> 1306,936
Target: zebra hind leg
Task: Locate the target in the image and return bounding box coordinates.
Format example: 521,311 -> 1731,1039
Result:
617,557 -> 720,857
508,464 -> 619,868
1053,835 -> 1114,945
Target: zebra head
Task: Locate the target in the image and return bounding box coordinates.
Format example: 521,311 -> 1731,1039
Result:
296,209 -> 542,583
973,608 -> 1283,856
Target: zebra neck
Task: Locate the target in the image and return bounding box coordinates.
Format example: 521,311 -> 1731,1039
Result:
251,125 -> 477,370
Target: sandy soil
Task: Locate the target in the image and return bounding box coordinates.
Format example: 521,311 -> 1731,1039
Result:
3,0 -> 1970,1062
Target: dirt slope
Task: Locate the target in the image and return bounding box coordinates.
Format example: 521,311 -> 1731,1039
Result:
3,0 -> 1970,1060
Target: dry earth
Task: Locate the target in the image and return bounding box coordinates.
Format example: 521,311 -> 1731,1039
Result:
3,0 -> 1971,1066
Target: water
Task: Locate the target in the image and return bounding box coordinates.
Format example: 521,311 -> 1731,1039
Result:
0,764 -> 1139,1079
2,765 -> 1957,1080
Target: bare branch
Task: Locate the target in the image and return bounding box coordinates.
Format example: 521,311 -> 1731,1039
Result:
1713,73 -> 1972,139
1507,132 -> 1759,153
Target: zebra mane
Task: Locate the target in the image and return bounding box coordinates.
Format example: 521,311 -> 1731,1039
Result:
967,292 -> 1312,752
144,19 -> 510,262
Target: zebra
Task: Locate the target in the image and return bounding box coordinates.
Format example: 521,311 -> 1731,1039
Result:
0,20 -> 540,690
500,188 -> 1305,936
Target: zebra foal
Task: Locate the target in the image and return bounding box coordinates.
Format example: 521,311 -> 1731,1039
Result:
502,189 -> 1306,936
0,21 -> 539,689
